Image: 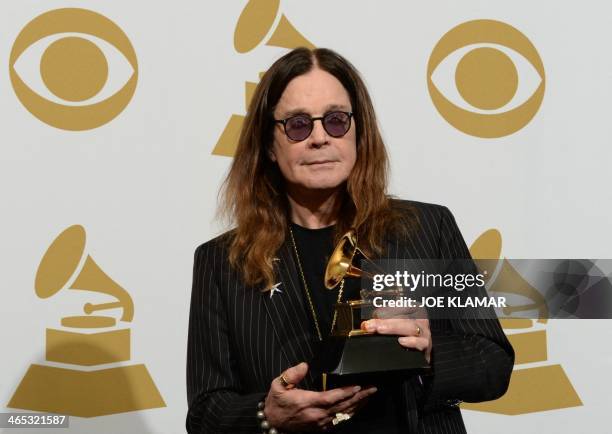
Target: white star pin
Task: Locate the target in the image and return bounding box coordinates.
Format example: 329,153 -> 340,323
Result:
269,282 -> 282,298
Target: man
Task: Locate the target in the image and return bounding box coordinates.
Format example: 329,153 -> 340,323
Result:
186,47 -> 514,433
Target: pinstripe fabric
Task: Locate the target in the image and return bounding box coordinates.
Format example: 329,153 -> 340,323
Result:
186,201 -> 514,433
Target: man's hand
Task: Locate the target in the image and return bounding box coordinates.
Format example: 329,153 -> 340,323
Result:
264,362 -> 377,432
362,307 -> 432,363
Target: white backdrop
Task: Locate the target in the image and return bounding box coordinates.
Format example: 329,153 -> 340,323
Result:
1,1 -> 611,433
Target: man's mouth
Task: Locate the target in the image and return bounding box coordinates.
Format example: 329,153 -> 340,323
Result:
304,160 -> 337,165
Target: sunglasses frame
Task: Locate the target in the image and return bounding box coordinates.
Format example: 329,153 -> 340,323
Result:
273,111 -> 353,142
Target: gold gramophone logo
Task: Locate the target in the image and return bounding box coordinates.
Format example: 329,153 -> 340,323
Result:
9,8 -> 138,131
8,225 -> 165,417
462,229 -> 582,415
213,0 -> 314,157
427,20 -> 545,138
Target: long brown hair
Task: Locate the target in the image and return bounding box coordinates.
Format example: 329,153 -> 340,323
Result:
221,47 -> 415,290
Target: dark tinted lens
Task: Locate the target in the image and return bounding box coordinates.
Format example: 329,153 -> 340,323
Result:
285,115 -> 312,141
323,112 -> 350,137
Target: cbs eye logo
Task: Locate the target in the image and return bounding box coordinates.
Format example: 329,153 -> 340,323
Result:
9,8 -> 138,131
427,19 -> 545,138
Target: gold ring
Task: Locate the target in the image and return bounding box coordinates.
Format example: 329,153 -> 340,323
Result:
279,374 -> 294,389
332,412 -> 352,425
415,325 -> 421,336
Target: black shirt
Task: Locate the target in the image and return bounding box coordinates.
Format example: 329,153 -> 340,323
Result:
289,222 -> 340,337
289,223 -> 402,434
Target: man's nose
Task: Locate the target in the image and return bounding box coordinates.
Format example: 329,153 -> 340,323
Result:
308,119 -> 329,148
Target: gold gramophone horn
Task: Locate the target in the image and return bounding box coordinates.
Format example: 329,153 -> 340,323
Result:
492,258 -> 549,320
470,229 -> 549,324
324,229 -> 380,289
34,225 -> 134,324
234,0 -> 315,53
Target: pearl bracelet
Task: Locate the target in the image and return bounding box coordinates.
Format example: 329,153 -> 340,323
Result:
256,401 -> 279,434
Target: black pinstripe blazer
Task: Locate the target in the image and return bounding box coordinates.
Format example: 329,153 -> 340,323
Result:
186,201 -> 514,433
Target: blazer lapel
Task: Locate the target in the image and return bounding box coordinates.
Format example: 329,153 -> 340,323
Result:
261,238 -> 318,385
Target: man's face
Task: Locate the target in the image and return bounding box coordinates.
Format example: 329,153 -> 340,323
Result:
270,67 -> 357,193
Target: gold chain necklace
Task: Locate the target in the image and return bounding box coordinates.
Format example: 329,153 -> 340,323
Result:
288,225 -> 344,342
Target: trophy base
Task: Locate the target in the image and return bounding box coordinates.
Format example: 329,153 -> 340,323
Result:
311,334 -> 430,391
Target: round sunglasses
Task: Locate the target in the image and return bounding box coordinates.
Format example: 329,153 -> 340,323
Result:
274,111 -> 353,142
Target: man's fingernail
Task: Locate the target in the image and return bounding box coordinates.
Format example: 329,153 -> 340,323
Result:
371,387 -> 378,393
353,386 -> 361,393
